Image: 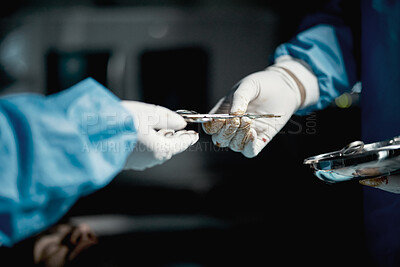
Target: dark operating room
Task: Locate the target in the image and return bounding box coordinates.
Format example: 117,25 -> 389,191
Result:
0,0 -> 379,266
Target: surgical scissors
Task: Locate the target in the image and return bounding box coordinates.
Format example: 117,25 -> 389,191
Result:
176,109 -> 282,123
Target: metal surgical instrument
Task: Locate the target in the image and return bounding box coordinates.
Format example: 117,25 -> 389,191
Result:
176,109 -> 282,123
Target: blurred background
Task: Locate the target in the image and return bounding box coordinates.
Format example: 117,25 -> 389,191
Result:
0,0 -> 371,266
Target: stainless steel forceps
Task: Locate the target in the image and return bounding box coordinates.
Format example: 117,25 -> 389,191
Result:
176,109 -> 282,123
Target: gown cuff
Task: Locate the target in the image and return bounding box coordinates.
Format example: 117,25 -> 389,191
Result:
274,55 -> 320,109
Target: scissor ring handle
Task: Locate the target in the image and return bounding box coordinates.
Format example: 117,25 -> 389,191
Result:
341,140 -> 365,156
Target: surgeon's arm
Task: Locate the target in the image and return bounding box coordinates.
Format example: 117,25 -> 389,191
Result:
274,0 -> 359,115
0,78 -> 136,247
203,0 -> 358,157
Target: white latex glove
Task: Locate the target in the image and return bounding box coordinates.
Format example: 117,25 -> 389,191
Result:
360,175 -> 400,194
121,101 -> 199,170
203,56 -> 319,158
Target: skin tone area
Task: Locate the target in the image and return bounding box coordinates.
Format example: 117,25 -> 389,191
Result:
33,223 -> 98,267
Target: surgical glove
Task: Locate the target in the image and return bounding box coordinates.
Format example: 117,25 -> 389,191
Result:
121,101 -> 199,170
360,175 -> 400,194
202,56 -> 319,158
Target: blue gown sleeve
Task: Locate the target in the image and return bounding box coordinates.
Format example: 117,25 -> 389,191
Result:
273,0 -> 359,115
0,78 -> 137,247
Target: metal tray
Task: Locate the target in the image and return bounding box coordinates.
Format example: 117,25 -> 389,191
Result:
303,136 -> 400,183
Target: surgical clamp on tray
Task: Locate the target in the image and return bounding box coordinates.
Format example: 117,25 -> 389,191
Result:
176,109 -> 282,123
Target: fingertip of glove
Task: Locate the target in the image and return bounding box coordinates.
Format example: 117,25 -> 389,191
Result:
242,151 -> 257,158
242,143 -> 258,158
211,134 -> 230,148
242,129 -> 265,158
175,130 -> 199,146
212,118 -> 240,145
192,132 -> 200,145
168,112 -> 188,130
202,119 -> 225,134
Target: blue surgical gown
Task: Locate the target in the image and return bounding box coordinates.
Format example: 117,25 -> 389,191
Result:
274,0 -> 400,265
0,78 -> 137,247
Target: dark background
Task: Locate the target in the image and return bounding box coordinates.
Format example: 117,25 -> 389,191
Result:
0,1 -> 372,266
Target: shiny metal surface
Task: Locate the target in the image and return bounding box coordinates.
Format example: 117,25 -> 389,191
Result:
304,136 -> 400,183
176,109 -> 282,123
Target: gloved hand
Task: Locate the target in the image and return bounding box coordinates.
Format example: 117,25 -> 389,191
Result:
121,101 -> 199,170
202,56 -> 319,158
360,175 -> 400,194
